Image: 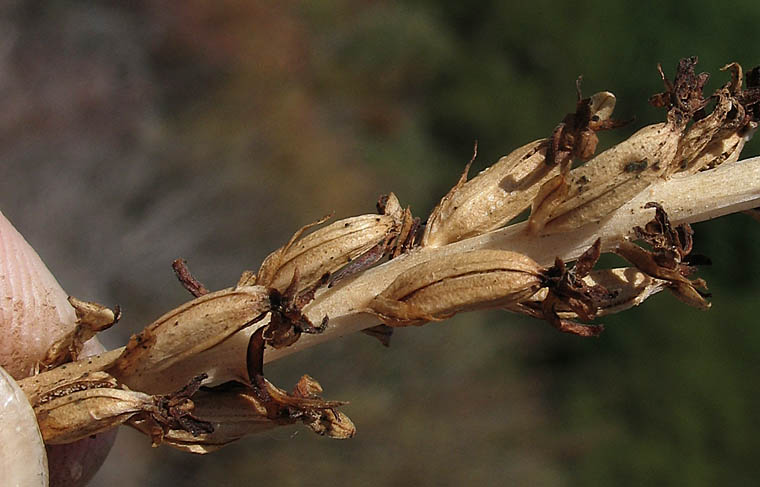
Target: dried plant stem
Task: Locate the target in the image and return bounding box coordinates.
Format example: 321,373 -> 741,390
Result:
258,155 -> 760,364
62,155 -> 760,386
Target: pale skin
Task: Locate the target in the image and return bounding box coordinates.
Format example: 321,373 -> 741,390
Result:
0,210 -> 115,487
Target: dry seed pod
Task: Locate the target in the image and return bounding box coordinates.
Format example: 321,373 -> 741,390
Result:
527,122 -> 682,234
24,370 -> 118,408
18,348 -> 122,401
35,386 -> 155,445
133,376 -> 354,454
109,285 -> 271,394
528,58 -> 707,235
128,384 -> 275,453
256,193 -> 407,292
422,139 -> 549,247
679,63 -> 760,173
422,91 -> 621,248
368,250 -> 544,326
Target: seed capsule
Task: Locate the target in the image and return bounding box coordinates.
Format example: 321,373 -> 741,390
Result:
256,193 -> 407,292
528,121 -> 682,234
678,63 -> 760,173
109,285 -> 271,394
368,250 -> 544,326
422,91 -> 621,248
35,385 -> 155,445
528,58 -> 708,235
133,375 -> 355,453
422,140 -> 552,247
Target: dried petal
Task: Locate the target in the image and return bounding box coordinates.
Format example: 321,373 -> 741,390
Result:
515,266 -> 664,325
264,270 -> 329,349
614,203 -> 710,310
677,63 -> 760,173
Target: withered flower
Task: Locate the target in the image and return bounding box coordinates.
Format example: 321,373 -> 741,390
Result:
615,202 -> 711,309
262,269 -> 329,349
504,240 -> 608,337
548,79 -> 628,168
677,62 -> 760,173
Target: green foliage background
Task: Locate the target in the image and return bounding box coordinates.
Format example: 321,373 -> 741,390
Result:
2,1 -> 759,485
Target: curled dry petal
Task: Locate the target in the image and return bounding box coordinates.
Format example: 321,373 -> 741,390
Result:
615,241 -> 710,309
264,270 -> 329,349
507,239 -> 608,337
678,63 -> 760,174
512,267 -> 665,320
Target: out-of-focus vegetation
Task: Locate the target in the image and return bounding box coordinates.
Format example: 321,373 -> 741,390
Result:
1,1 -> 759,485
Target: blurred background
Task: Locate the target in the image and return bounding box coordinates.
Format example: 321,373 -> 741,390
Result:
1,1 -> 760,485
